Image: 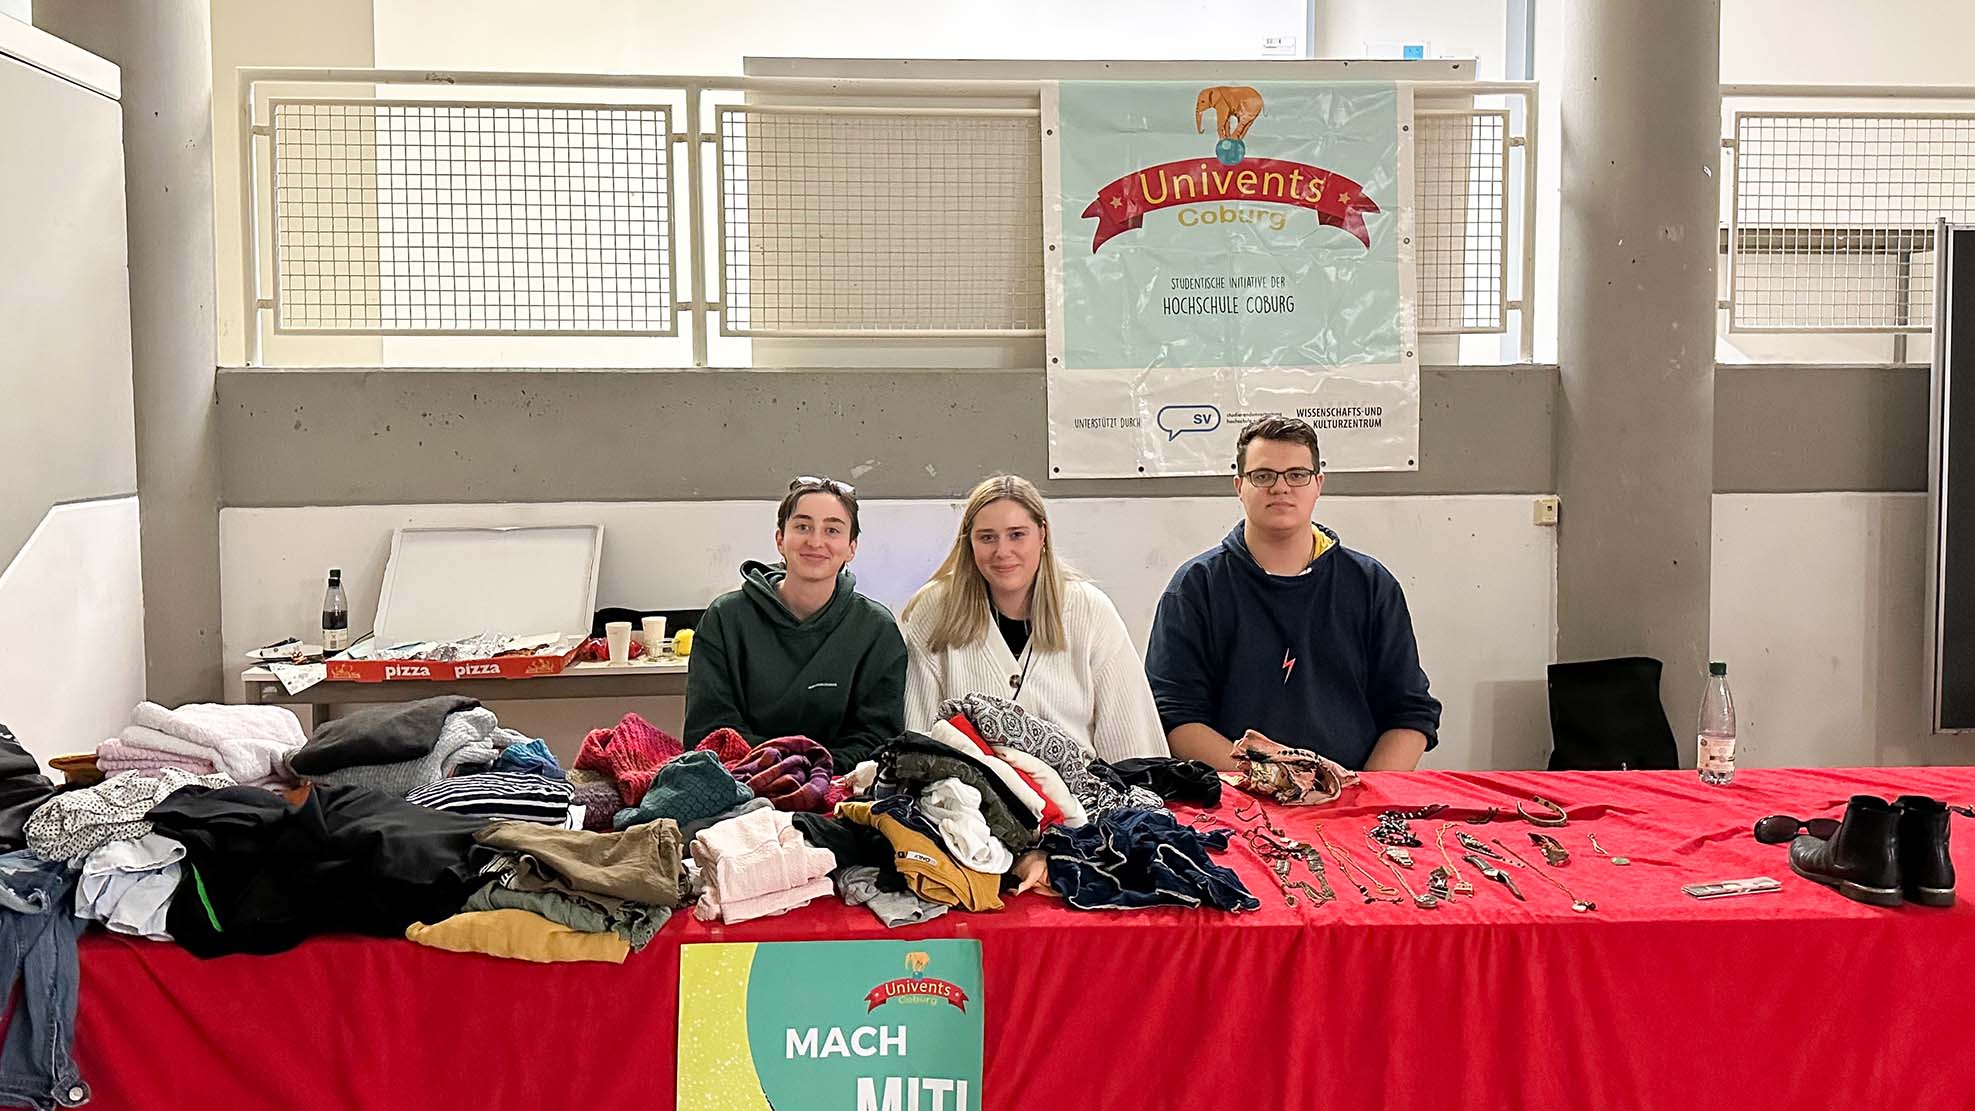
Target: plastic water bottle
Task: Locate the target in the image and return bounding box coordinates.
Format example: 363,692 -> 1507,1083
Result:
321,569 -> 349,654
1697,661 -> 1737,785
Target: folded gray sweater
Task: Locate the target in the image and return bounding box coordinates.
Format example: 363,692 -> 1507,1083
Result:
289,696 -> 480,775
303,706 -> 498,797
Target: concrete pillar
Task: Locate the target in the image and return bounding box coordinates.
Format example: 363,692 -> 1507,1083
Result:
37,0 -> 224,703
1556,2 -> 1720,748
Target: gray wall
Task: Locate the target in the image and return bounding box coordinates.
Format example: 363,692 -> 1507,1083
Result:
214,362 -> 1929,506
37,0 -> 225,704
1715,365 -> 1929,493
0,49 -> 134,573
216,365 -> 1557,504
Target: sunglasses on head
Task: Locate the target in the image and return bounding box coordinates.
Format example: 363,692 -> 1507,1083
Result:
789,475 -> 855,496
1753,815 -> 1840,844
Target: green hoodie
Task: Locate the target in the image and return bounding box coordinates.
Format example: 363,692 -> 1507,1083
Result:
683,560 -> 907,767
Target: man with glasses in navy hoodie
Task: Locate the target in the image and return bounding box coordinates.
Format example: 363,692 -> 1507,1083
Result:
1146,417 -> 1441,772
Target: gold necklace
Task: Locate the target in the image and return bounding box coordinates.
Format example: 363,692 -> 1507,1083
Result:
1314,822 -> 1402,902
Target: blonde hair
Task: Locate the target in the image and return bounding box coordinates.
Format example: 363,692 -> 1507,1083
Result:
902,475 -> 1079,654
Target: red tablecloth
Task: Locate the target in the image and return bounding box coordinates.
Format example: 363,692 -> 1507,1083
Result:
67,767 -> 1975,1111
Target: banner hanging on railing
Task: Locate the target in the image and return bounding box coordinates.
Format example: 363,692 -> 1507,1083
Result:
1043,80 -> 1419,477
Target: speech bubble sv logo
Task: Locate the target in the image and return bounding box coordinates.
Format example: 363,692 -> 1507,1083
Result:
1156,404 -> 1223,442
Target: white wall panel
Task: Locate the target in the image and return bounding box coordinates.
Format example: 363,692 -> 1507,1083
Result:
0,499 -> 146,770
1711,493 -> 1968,768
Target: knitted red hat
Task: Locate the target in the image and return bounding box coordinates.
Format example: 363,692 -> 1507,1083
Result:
693,727 -> 753,770
573,712 -> 682,805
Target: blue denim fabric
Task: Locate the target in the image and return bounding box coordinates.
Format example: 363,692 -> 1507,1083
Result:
0,852 -> 89,1110
1041,808 -> 1259,912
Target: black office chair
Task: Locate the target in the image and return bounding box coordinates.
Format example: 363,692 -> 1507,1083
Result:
1546,656 -> 1680,771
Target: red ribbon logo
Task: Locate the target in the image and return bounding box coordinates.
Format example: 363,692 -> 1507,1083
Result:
864,978 -> 969,1013
1081,157 -> 1378,252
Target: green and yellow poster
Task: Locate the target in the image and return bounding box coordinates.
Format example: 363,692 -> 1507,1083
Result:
678,940 -> 985,1111
1044,79 -> 1419,477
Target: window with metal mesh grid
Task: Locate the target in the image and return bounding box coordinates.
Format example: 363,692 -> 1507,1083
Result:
1730,112 -> 1975,333
271,99 -> 675,335
1415,109 -> 1509,333
716,107 -> 1044,335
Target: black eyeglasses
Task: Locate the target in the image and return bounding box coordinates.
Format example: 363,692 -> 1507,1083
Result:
789,475 -> 856,496
1240,467 -> 1318,488
1753,815 -> 1841,844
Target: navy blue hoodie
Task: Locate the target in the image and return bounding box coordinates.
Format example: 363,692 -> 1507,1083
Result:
1145,522 -> 1440,769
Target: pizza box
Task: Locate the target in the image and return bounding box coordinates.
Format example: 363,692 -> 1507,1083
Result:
324,524 -> 603,683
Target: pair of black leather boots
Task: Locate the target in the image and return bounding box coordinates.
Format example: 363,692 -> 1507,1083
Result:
1789,795 -> 1956,908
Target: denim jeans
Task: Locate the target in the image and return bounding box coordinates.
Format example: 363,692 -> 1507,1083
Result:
0,852 -> 88,1110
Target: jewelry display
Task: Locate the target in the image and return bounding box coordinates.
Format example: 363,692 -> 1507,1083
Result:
1382,804 -> 1448,821
1456,831 -> 1505,861
1425,867 -> 1452,901
1434,823 -> 1475,896
1231,808 -> 1333,908
1490,838 -> 1529,867
1587,832 -> 1629,866
1466,853 -> 1525,901
1300,847 -> 1337,903
1494,840 -> 1597,912
1316,824 -> 1403,903
1517,795 -> 1570,827
1384,845 -> 1416,869
1371,812 -> 1424,847
1529,833 -> 1570,866
1385,857 -> 1438,909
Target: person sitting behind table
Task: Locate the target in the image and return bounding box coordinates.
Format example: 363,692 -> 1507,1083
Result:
682,476 -> 906,768
899,474 -> 1167,762
1145,417 -> 1441,772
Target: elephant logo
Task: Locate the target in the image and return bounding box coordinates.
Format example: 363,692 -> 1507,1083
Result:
904,951 -> 931,979
1196,85 -> 1265,165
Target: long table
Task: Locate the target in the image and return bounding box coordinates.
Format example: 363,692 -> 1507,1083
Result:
71,767 -> 1975,1111
241,657 -> 690,725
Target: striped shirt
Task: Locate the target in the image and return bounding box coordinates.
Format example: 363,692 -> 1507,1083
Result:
406,772 -> 574,825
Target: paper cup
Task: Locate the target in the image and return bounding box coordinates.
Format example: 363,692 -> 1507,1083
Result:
642,615 -> 668,656
605,621 -> 633,665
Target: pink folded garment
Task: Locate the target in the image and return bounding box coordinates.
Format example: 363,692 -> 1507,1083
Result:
129,702 -> 305,777
692,873 -> 833,926
95,739 -> 218,775
689,808 -> 835,903
96,754 -> 216,775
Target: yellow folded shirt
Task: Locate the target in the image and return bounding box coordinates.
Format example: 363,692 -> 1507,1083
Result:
837,800 -> 1003,912
405,909 -> 630,964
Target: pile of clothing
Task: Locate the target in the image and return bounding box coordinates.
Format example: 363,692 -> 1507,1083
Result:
96,702 -> 306,786
689,807 -> 836,925
436,819 -> 686,963
939,693 -> 1165,821
796,694 -> 1250,917
573,713 -> 849,836
284,697 -> 577,827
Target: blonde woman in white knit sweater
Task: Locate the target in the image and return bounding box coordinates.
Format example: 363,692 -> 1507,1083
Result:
900,475 -> 1169,763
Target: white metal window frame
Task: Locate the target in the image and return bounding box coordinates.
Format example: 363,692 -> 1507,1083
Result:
236,68 -> 1538,366
266,96 -> 681,338
711,102 -> 1046,339
1721,84 -> 1975,336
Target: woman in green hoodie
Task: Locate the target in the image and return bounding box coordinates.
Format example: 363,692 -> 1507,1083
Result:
682,477 -> 908,768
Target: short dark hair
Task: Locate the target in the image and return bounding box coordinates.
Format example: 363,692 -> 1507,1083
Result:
1235,416 -> 1323,474
778,478 -> 861,540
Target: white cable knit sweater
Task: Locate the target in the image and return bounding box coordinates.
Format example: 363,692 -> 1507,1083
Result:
901,580 -> 1170,763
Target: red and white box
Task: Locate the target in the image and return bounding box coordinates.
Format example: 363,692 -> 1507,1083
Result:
324,524 -> 603,684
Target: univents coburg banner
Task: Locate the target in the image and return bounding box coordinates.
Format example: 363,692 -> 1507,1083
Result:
1043,80 -> 1419,477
